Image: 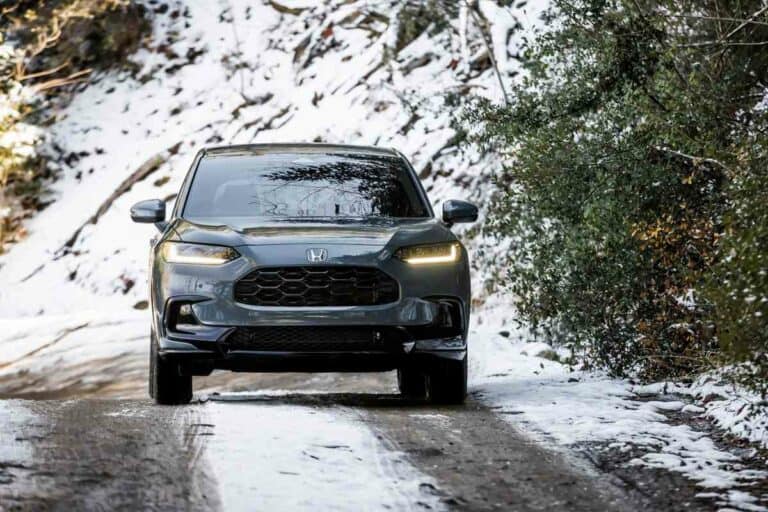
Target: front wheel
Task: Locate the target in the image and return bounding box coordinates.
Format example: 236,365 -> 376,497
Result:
149,334 -> 192,405
428,356 -> 467,405
397,367 -> 427,399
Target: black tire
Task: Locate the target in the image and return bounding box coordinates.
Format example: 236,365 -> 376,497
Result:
397,367 -> 428,399
150,334 -> 192,405
428,356 -> 467,405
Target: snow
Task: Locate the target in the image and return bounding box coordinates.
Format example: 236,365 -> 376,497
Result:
636,372 -> 768,451
0,400 -> 35,464
469,298 -> 768,511
0,0 -> 536,316
0,400 -> 40,497
203,395 -> 443,511
0,0 -> 766,509
0,311 -> 148,396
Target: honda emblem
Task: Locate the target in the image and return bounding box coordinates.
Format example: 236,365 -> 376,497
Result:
306,248 -> 328,263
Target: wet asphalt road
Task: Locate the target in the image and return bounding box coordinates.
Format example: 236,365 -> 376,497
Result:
0,372 -> 639,512
0,399 -> 216,511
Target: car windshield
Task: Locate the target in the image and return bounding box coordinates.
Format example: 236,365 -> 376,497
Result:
182,151 -> 430,221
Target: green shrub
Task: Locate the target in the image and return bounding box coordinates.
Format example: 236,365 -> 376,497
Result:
472,0 -> 768,381
705,139 -> 768,394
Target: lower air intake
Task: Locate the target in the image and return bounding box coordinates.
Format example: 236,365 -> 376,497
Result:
224,326 -> 403,352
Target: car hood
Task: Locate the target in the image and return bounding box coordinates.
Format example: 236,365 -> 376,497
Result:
170,217 -> 456,248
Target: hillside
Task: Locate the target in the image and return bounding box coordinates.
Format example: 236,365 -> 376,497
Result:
0,0 -> 542,316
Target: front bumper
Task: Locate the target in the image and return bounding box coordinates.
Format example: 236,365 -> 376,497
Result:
159,334 -> 466,374
151,241 -> 470,372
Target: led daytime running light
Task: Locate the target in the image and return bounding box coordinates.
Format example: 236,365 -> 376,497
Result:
399,243 -> 459,265
161,242 -> 238,265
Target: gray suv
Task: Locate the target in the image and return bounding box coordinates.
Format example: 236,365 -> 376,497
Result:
131,144 -> 477,405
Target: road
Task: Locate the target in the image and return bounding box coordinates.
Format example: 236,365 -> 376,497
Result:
0,371 -> 644,512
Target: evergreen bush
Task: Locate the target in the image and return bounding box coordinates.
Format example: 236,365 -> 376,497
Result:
472,0 -> 768,384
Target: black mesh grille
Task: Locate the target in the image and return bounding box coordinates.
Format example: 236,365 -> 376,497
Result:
234,266 -> 399,306
224,326 -> 402,352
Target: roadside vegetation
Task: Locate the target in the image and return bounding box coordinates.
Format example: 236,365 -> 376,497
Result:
471,0 -> 768,392
0,0 -> 147,252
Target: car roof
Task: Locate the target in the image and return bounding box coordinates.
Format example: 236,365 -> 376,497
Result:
202,143 -> 400,158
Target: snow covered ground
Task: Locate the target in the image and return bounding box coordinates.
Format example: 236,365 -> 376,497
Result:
202,396 -> 443,511
2,302 -> 766,508
470,300 -> 768,511
0,310 -> 148,397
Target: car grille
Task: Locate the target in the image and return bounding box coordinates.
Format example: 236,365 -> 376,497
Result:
234,266 -> 399,307
224,326 -> 403,352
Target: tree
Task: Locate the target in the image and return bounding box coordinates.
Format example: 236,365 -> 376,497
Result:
472,0 -> 768,382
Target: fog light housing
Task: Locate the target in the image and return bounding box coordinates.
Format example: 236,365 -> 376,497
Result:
167,300 -> 201,333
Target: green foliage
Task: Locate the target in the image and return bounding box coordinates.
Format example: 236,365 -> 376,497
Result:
706,131 -> 768,393
472,0 -> 768,382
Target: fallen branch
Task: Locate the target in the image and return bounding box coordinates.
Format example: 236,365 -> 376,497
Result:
249,106 -> 292,141
57,141 -> 182,256
17,60 -> 71,82
464,0 -> 509,105
0,322 -> 90,369
265,0 -> 307,16
32,68 -> 93,93
231,92 -> 273,119
652,146 -> 730,171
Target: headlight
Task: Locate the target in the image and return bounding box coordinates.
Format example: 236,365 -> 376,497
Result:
160,242 -> 240,265
394,242 -> 460,265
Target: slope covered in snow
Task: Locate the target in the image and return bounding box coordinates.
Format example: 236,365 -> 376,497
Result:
0,0 -> 543,316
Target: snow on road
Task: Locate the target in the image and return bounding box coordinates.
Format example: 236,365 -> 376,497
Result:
0,397 -> 444,510
469,301 -> 768,511
1,303 -> 767,510
0,0 -> 766,509
0,401 -> 37,493
202,394 -> 442,512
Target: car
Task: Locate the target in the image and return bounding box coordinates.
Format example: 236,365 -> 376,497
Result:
131,143 -> 478,405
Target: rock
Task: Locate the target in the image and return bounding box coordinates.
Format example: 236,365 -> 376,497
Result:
535,348 -> 560,362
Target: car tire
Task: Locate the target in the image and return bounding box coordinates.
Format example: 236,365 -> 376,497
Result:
428,356 -> 467,405
150,334 -> 192,405
397,367 -> 428,399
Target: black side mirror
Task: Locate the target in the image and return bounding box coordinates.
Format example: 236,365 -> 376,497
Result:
131,199 -> 165,223
442,199 -> 478,224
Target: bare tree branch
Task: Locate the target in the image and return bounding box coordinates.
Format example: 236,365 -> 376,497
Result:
464,0 -> 509,105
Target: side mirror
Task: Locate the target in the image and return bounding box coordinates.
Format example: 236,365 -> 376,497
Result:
442,199 -> 478,224
131,199 -> 165,223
